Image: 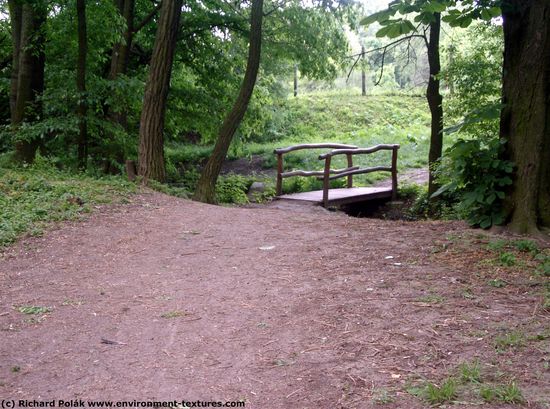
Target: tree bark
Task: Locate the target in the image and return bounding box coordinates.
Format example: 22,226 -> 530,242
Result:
8,0 -> 21,124
77,0 -> 88,169
426,14 -> 443,197
193,0 -> 264,203
138,0 -> 183,183
9,1 -> 46,163
109,0 -> 134,82
500,0 -> 550,233
361,45 -> 366,96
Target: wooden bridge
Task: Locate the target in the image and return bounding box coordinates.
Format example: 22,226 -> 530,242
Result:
274,143 -> 400,208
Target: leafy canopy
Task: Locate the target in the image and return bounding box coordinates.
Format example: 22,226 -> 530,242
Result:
360,0 -> 502,38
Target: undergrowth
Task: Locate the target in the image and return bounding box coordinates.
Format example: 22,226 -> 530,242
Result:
0,156 -> 135,247
164,93 -> 431,197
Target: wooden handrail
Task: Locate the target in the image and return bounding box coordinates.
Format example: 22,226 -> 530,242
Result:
318,144 -> 400,159
275,143 -> 358,195
274,143 -> 357,155
274,143 -> 400,205
281,166 -> 359,178
321,144 -> 400,207
325,166 -> 392,180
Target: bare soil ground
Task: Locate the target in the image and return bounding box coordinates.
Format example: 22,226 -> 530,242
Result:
1,191 -> 548,408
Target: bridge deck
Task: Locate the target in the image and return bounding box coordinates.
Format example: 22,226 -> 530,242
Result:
276,187 -> 393,206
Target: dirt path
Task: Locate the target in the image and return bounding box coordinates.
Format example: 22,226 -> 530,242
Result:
1,192 -> 548,408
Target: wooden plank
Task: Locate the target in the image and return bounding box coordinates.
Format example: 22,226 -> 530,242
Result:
276,187 -> 393,206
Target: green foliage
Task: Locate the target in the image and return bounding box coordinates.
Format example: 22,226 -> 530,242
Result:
536,254 -> 550,278
423,378 -> 458,405
494,331 -> 525,352
498,251 -> 516,267
434,138 -> 513,228
166,92 -> 431,197
512,239 -> 538,253
0,156 -> 135,247
433,24 -> 507,229
458,360 -> 482,383
486,239 -> 507,252
443,24 -> 503,135
16,306 -> 52,315
146,179 -> 189,199
215,174 -> 252,204
281,176 -> 346,195
407,185 -> 458,220
361,0 -> 502,36
480,382 -> 525,404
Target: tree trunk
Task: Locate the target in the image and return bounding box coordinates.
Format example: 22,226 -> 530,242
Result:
137,0 -> 183,183
193,0 -> 264,203
426,13 -> 443,197
109,0 -> 134,82
101,0 -> 135,171
8,0 -> 21,124
500,0 -> 550,233
77,0 -> 88,169
9,1 -> 46,163
294,64 -> 298,97
361,45 -> 366,96
107,0 -> 134,132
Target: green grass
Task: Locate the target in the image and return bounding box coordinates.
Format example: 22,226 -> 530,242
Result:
165,92 -> 431,196
494,331 -> 525,352
0,158 -> 135,248
480,382 -> 525,404
249,94 -> 430,171
16,305 -> 52,315
407,361 -> 528,406
458,360 -> 482,383
424,378 -> 458,405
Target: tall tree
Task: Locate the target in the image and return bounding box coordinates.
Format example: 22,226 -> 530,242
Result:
76,0 -> 88,169
193,0 -> 264,203
361,1 -> 447,197
8,0 -> 47,163
425,14 -> 443,196
138,0 -> 183,183
500,0 -> 550,233
108,0 -> 135,82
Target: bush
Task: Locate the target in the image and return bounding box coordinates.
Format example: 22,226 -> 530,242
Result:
215,174 -> 253,204
434,138 -> 513,228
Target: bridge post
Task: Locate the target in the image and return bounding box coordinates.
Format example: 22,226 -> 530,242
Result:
391,145 -> 399,200
322,155 -> 332,207
346,153 -> 353,188
276,153 -> 283,195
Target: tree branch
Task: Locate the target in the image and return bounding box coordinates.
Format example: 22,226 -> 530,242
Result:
346,34 -> 425,82
133,2 -> 162,34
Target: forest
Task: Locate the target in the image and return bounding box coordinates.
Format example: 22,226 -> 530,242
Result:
0,0 -> 548,237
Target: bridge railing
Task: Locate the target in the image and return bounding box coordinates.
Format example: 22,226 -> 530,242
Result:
273,143 -> 358,196
318,144 -> 400,207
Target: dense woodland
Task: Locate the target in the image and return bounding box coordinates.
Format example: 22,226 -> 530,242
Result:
0,0 -> 549,236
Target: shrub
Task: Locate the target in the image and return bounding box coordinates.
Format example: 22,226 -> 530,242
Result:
215,174 -> 253,204
434,137 -> 513,228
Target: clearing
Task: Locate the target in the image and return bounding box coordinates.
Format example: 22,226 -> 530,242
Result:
1,192 -> 548,408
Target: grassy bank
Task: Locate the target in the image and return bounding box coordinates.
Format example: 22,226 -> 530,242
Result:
166,91 -> 431,194
0,158 -> 136,248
